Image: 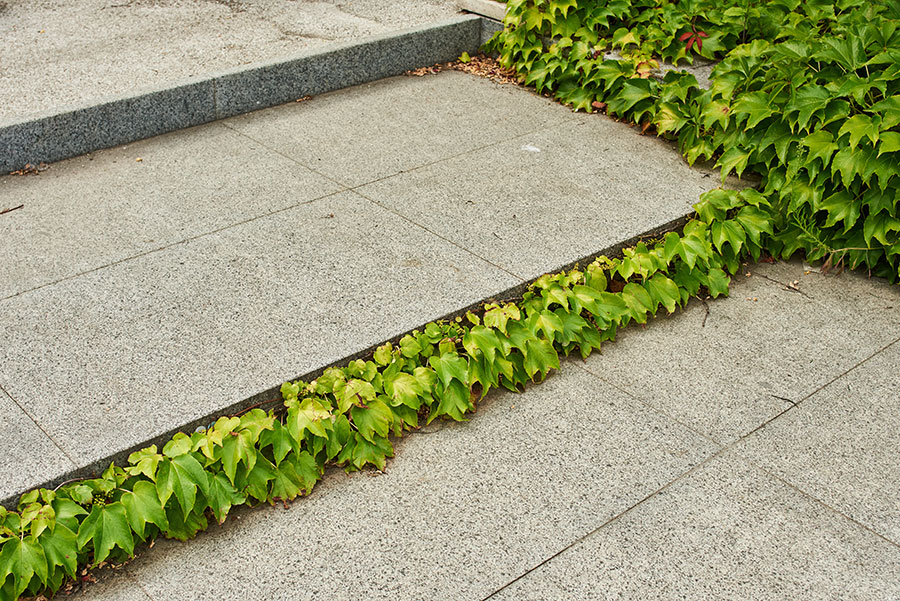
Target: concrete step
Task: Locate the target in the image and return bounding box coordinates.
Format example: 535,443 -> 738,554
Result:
1,69 -> 733,506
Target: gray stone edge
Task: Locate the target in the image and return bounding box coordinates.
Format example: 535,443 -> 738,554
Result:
1,214 -> 690,509
0,15 -> 485,174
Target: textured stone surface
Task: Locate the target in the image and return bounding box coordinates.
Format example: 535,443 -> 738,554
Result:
117,362 -> 716,600
0,123 -> 342,298
225,69 -> 576,187
0,388 -> 75,506
458,0 -> 506,21
737,341 -> 900,544
0,14 -> 483,173
490,452 -> 900,601
582,260 -> 900,443
0,0 -> 461,122
0,191 -> 520,470
0,79 -> 217,174
356,115 -> 725,279
213,16 -> 481,119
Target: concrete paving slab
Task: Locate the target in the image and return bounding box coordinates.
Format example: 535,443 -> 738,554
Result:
737,341 -> 900,545
582,260 -> 900,443
110,362 -> 716,601
489,451 -> 900,601
0,190 -> 520,472
0,388 -> 76,504
0,0 -> 460,122
0,123 -> 343,299
356,114 -> 725,280
224,70 -> 577,187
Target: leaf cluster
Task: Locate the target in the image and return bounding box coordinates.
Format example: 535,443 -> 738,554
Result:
490,0 -> 900,279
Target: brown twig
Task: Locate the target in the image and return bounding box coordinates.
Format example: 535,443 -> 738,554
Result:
0,204 -> 24,216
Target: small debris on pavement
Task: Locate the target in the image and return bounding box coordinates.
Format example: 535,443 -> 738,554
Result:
405,55 -> 520,85
10,162 -> 48,176
295,96 -> 311,102
135,157 -> 143,162
1,204 -> 24,216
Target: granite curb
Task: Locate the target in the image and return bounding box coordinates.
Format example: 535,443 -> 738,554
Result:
1,214 -> 689,510
0,15 -> 487,174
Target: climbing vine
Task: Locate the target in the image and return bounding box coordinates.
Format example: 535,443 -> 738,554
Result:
4,0 -> 900,598
490,0 -> 900,280
1,189 -> 761,600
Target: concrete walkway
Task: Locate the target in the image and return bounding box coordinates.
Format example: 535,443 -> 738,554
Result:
0,0 -> 460,122
0,70 -> 726,504
75,259 -> 900,600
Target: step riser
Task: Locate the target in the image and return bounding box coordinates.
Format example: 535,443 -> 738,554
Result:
0,15 -> 492,175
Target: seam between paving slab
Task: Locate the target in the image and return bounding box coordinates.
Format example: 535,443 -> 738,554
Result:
0,186 -> 349,302
480,447 -> 731,600
0,382 -> 79,469
0,15 -> 487,174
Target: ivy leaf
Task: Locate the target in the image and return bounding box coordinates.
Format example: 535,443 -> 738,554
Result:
50,499 -> 86,534
238,409 -> 275,442
621,282 -> 655,323
716,146 -> 751,180
878,131 -> 900,156
162,432 -> 193,458
430,379 -> 472,422
286,398 -> 332,441
325,414 -> 352,461
735,206 -> 774,246
863,212 -> 900,246
645,274 -> 680,314
125,445 -> 163,481
523,338 -> 559,380
870,95 -> 900,129
0,536 -> 47,597
802,130 -> 838,168
259,420 -> 295,465
533,310 -> 564,342
206,473 -> 246,524
350,399 -> 393,443
711,220 -> 746,255
155,454 -> 209,519
39,524 -> 78,581
383,372 -> 424,409
837,114 -> 880,150
819,190 -> 861,232
399,334 -> 422,358
220,429 -> 257,485
731,91 -> 774,128
350,433 -> 394,471
120,481 -> 168,540
76,503 -> 134,564
336,379 -> 376,413
373,342 -> 394,366
704,268 -> 731,298
428,352 -> 468,389
244,457 -> 277,502
785,85 -> 830,131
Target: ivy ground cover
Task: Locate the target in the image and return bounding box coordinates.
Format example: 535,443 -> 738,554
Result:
3,1 -> 900,598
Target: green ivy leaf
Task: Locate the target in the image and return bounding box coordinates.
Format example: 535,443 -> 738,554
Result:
0,536 -> 47,598
286,397 -> 332,441
38,524 -> 77,581
206,473 -> 247,524
76,503 -> 134,564
155,454 -> 209,519
350,399 -> 393,443
120,481 -> 168,540
383,372 -> 424,409
523,338 -> 559,380
837,114 -> 880,150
